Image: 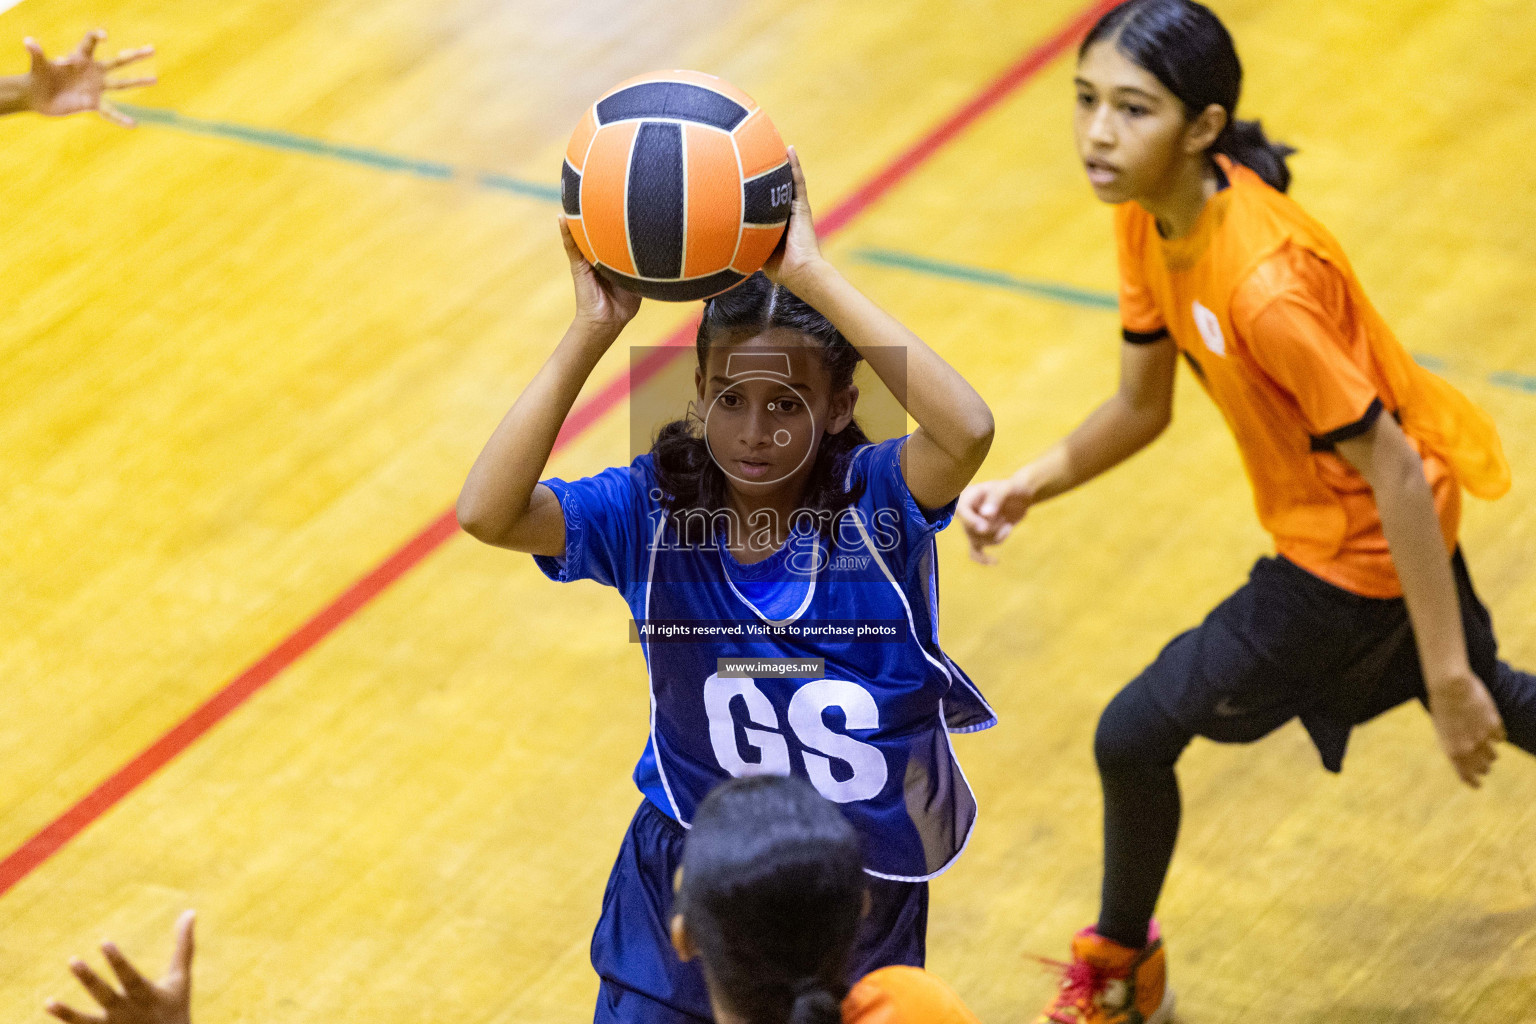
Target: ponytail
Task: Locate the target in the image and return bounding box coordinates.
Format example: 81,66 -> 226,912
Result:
788,982 -> 844,1024
1213,118 -> 1296,193
1082,0 -> 1296,192
675,776 -> 865,1024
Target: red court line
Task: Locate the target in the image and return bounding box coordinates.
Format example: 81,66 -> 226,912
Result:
0,0 -> 1119,901
818,0 -> 1117,235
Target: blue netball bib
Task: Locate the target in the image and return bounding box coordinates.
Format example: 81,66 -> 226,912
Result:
534,437 -> 994,880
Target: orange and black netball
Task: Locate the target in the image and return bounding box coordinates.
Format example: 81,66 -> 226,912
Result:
561,70 -> 792,302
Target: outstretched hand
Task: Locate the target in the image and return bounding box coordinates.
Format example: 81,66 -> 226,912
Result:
957,478 -> 1033,565
1427,670 -> 1506,788
761,147 -> 826,293
558,216 -> 641,335
47,910 -> 195,1024
24,30 -> 156,127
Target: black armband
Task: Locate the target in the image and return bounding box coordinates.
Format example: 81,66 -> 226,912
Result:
1309,398 -> 1385,451
1122,327 -> 1170,345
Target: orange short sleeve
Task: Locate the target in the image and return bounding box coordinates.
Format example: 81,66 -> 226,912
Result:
1114,204 -> 1167,342
842,966 -> 982,1024
1232,245 -> 1382,443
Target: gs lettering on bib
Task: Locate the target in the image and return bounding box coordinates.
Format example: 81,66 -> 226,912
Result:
533,437 -> 995,880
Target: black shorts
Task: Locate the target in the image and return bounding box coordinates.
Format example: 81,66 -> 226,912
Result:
1132,549 -> 1527,771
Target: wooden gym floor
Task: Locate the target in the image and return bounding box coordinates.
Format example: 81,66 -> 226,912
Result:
1,0 -> 1532,1020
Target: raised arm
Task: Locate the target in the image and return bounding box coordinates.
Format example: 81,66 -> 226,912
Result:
958,335 -> 1177,563
46,911 -> 195,1024
765,149 -> 994,510
1336,414 -> 1505,787
1,31 -> 155,125
455,219 -> 640,554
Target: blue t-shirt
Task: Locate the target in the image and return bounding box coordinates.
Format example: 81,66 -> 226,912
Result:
534,437 -> 994,880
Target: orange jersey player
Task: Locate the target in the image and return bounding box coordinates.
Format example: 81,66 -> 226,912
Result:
840,967 -> 982,1024
960,2 -> 1536,1022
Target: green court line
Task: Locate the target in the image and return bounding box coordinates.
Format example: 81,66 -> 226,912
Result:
849,247 -> 1535,400
99,109 -> 1536,401
1489,371 -> 1536,395
850,247 -> 1120,310
115,103 -> 562,202
474,170 -> 565,202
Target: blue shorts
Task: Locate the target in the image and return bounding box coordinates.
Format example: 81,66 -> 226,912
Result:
591,798 -> 929,1024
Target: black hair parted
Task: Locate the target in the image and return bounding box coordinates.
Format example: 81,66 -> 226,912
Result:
676,775 -> 866,1024
1083,0 -> 1296,192
650,272 -> 870,538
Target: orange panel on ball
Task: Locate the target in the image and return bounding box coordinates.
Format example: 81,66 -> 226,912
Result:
564,107 -> 599,171
683,124 -> 744,278
731,224 -> 786,276
580,121 -> 639,277
733,109 -> 788,179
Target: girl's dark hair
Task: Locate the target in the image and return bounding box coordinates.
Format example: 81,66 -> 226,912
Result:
676,775 -> 865,1024
651,272 -> 869,539
1082,0 -> 1296,192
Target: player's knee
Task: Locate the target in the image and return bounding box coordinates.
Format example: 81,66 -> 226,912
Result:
1094,695 -> 1147,773
1094,683 -> 1187,773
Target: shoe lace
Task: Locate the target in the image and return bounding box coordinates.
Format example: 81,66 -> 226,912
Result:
1036,955 -> 1103,1023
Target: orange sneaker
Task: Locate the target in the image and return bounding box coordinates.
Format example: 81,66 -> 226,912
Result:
1035,923 -> 1175,1024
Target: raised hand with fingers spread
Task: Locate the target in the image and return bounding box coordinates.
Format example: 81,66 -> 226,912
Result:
46,910 -> 195,1024
0,30 -> 156,125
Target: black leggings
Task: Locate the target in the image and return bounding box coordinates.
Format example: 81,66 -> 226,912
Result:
1092,553 -> 1536,951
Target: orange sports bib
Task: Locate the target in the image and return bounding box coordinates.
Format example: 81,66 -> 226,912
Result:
1115,157 -> 1508,596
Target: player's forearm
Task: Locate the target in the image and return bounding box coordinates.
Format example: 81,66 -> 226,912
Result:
1367,446 -> 1470,687
1013,390 -> 1167,504
789,260 -> 993,466
1337,417 -> 1469,687
456,321 -> 613,541
0,74 -> 30,115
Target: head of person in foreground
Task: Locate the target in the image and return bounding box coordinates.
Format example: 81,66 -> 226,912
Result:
670,773 -> 867,1024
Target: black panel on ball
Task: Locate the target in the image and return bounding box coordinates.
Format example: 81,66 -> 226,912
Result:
595,265 -> 746,302
561,161 -> 581,216
627,122 -> 686,280
596,82 -> 748,131
742,162 -> 794,225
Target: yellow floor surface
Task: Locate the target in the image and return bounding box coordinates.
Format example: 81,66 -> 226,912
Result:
2,0 -> 1533,1021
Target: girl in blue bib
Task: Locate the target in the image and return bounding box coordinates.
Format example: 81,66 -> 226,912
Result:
458,151 -> 996,1023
